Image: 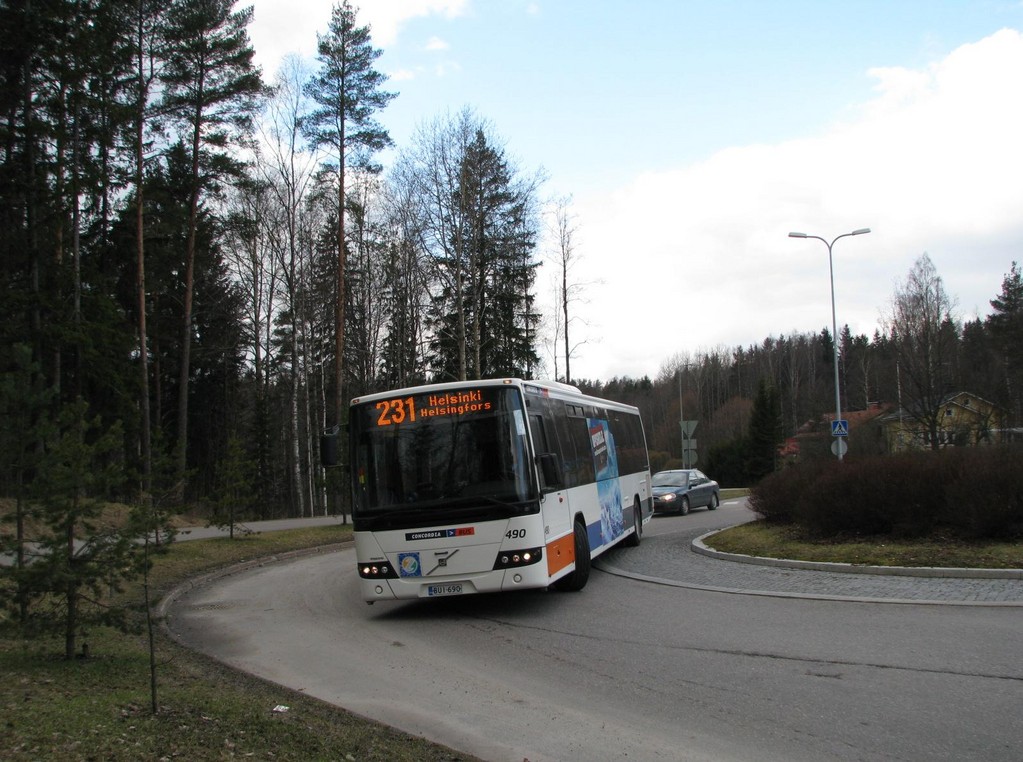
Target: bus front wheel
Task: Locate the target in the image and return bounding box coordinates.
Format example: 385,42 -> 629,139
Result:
555,519 -> 591,592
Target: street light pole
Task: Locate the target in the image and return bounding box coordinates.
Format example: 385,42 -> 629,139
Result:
788,228 -> 871,461
679,369 -> 685,468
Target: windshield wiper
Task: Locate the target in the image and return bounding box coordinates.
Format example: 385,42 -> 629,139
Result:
363,495 -> 533,518
478,495 -> 535,511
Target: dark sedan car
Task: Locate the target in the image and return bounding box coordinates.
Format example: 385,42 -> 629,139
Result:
651,469 -> 720,515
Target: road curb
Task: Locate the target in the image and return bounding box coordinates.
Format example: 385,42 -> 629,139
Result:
156,542 -> 352,630
692,529 -> 1023,580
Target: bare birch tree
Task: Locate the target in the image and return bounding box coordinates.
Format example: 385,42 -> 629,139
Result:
883,253 -> 960,449
259,57 -> 320,516
380,162 -> 431,388
223,178 -> 280,508
546,195 -> 591,383
396,110 -> 475,379
398,108 -> 541,381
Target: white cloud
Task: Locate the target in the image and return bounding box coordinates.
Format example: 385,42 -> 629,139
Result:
250,0 -> 469,78
424,36 -> 450,52
249,2 -> 329,77
433,61 -> 462,78
389,68 -> 420,83
359,0 -> 470,47
560,29 -> 1023,381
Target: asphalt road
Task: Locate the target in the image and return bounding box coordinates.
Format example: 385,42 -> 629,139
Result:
163,501 -> 1023,761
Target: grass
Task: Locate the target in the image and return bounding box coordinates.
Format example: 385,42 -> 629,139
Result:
0,522 -> 481,762
719,488 -> 749,501
706,521 -> 1023,569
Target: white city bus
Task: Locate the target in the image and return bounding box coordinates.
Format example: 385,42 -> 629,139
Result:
347,378 -> 652,603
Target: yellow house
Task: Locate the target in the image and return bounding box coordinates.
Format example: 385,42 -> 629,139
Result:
881,392 -> 1001,453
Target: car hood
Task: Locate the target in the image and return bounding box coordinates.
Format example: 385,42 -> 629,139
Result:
652,486 -> 687,496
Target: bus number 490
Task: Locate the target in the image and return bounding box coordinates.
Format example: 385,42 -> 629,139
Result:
506,528 -> 526,540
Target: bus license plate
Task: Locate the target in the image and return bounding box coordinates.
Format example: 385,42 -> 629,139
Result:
427,583 -> 463,597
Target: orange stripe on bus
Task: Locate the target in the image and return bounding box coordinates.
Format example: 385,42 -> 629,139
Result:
546,532 -> 575,576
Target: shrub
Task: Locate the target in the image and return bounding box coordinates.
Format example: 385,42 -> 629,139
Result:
705,437 -> 750,488
748,458 -> 830,525
943,448 -> 1023,540
748,446 -> 1023,541
793,462 -> 881,537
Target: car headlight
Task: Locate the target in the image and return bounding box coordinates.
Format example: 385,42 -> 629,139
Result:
661,493 -> 675,502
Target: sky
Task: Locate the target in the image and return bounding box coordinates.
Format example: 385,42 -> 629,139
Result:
247,0 -> 1023,383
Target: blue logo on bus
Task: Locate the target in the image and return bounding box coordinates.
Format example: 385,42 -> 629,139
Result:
398,552 -> 422,577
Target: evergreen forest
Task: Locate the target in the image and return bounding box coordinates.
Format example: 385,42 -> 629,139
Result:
2,0 -> 1022,529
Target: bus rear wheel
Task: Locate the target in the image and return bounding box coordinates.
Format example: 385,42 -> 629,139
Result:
554,519 -> 591,592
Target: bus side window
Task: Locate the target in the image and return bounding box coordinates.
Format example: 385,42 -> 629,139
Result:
528,413 -> 547,454
564,415 -> 596,485
529,414 -> 563,491
609,412 -> 639,474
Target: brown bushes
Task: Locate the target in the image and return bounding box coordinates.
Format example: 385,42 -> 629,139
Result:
748,446 -> 1023,540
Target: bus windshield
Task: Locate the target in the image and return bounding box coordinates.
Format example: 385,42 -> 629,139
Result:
350,385 -> 537,525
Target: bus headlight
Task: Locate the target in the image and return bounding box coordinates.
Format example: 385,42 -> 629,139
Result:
493,547 -> 543,570
358,562 -> 398,579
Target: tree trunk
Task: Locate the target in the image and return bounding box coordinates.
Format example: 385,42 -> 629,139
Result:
64,516 -> 77,660
175,108 -> 203,496
562,258 -> 570,383
334,123 -> 346,427
289,312 -> 304,516
134,3 -> 152,494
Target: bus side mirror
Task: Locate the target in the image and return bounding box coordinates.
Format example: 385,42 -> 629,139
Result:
536,453 -> 563,491
321,428 -> 340,467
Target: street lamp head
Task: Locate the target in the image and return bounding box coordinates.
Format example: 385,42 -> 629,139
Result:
788,232 -> 808,238
850,227 -> 871,236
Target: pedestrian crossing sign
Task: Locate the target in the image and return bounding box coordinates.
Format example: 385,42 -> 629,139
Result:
831,419 -> 849,437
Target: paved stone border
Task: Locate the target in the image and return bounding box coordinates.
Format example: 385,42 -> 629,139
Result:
597,526 -> 1023,605
692,529 -> 1023,580
156,542 -> 351,630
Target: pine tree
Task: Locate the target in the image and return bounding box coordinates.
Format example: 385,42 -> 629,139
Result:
987,261 -> 1023,425
160,0 -> 264,494
209,434 -> 255,538
426,126 -> 541,380
115,143 -> 246,497
746,379 -> 782,481
20,399 -> 142,659
303,0 -> 395,424
959,319 -> 998,405
127,0 -> 168,497
0,0 -> 138,410
0,344 -> 55,624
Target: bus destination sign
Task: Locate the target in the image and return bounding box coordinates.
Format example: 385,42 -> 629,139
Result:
374,388 -> 494,426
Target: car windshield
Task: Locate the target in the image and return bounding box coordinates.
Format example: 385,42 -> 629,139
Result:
652,471 -> 690,488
